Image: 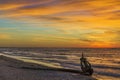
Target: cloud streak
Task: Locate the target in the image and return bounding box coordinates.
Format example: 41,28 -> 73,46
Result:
0,0 -> 120,48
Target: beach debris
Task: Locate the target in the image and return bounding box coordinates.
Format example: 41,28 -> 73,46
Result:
80,53 -> 94,75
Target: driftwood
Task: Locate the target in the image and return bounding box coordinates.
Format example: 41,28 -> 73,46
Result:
80,53 -> 94,75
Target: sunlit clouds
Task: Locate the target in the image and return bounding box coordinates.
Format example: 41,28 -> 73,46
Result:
0,0 -> 120,48
0,34 -> 11,39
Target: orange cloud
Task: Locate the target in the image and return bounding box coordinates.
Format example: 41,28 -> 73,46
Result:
0,0 -> 119,48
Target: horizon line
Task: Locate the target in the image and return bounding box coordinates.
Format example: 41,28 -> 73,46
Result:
0,47 -> 119,49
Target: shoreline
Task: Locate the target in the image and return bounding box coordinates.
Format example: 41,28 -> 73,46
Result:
0,54 -> 97,80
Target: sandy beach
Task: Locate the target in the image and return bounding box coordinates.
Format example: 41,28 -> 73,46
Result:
0,54 -> 96,80
0,48 -> 120,80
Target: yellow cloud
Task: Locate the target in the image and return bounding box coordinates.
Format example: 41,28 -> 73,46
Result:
0,0 -> 119,48
0,34 -> 11,40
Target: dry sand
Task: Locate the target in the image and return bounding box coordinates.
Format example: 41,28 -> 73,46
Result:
0,55 -> 96,80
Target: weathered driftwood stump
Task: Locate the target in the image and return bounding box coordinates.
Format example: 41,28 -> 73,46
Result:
80,53 -> 94,76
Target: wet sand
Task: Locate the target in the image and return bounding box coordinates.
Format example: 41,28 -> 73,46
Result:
0,55 -> 96,80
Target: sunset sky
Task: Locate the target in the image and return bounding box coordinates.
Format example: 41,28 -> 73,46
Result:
0,0 -> 120,48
